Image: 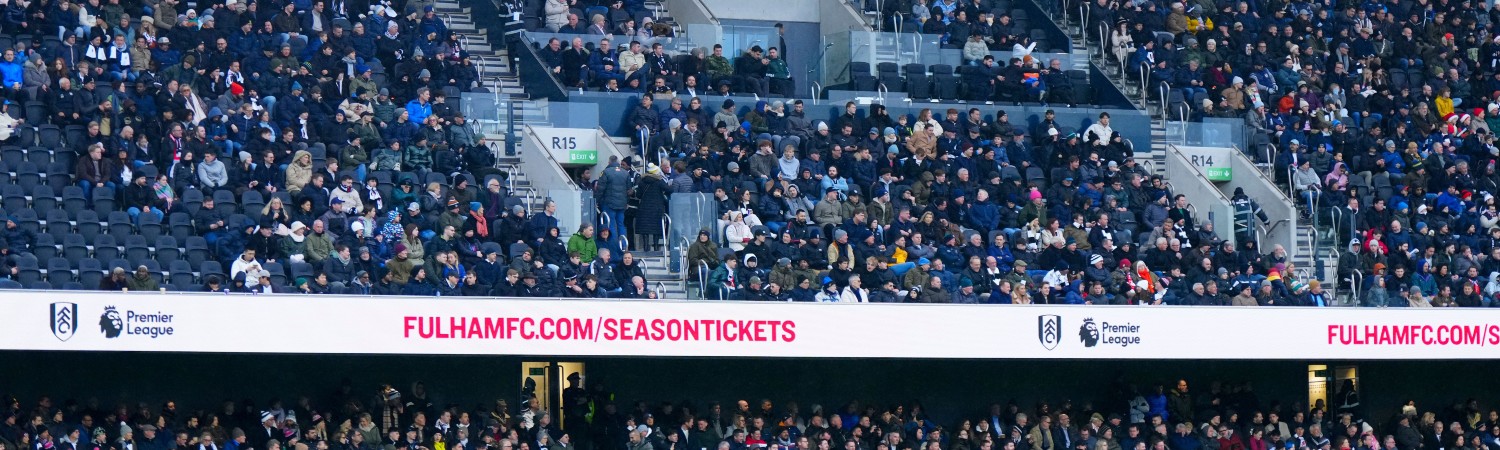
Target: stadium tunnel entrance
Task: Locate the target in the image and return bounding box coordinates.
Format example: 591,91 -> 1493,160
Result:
2,352 -> 1496,427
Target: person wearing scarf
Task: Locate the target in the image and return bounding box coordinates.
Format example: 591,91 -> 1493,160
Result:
469,202 -> 489,238
330,176 -> 364,213
284,221 -> 309,262
95,34 -> 134,81
1126,260 -> 1163,304
363,178 -> 385,212
152,174 -> 175,211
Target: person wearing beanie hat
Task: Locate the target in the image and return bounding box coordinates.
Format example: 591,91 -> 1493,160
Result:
951,275 -> 978,303
386,241 -> 415,284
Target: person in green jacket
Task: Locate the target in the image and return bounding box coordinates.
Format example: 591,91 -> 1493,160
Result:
766,47 -> 792,97
706,44 -> 734,86
567,225 -> 598,263
708,256 -> 740,300
126,265 -> 160,291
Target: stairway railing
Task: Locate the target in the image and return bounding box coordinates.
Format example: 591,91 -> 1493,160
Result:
1348,269 -> 1363,306
697,260 -> 712,299
660,215 -> 672,259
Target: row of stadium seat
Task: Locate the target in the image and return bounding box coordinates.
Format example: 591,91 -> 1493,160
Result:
849,62 -> 1091,103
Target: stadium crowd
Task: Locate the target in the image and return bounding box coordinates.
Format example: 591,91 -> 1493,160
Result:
620,99 -> 1313,305
548,0 -> 1500,307
4,0 -> 1500,306
835,0 -> 1500,307
1072,0 -> 1500,302
0,378 -> 1491,450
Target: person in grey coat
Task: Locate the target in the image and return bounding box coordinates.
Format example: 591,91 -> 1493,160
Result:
598,158 -> 632,240
198,151 -> 230,191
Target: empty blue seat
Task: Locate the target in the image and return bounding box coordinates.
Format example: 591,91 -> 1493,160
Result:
169,260 -> 195,287
32,233 -> 56,261
77,258 -> 103,288
184,236 -> 210,268
62,234 -> 88,261
1,185 -> 25,212
155,236 -> 180,264
32,185 -> 57,212
44,209 -> 70,236
76,210 -> 101,242
46,257 -> 73,285
94,234 -> 120,262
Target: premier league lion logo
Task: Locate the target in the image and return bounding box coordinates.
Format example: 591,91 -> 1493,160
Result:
99,306 -> 124,338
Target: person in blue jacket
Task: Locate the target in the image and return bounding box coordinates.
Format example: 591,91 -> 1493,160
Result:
0,49 -> 22,95
967,189 -> 1000,233
405,87 -> 433,124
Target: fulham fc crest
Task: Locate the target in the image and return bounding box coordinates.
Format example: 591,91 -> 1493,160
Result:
1038,314 -> 1061,350
50,302 -> 79,342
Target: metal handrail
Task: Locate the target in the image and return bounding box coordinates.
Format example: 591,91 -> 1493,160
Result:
1263,218 -> 1290,245
1328,206 -> 1343,243
1293,224 -> 1316,266
1098,22 -> 1108,62
1263,143 -> 1278,172
697,260 -> 711,299
1286,164 -> 1297,198
504,164 -> 518,194
1349,268 -> 1363,306
811,81 -> 822,101
1157,81 -> 1169,125
637,127 -> 651,161
1138,64 -> 1148,103
1079,3 -> 1088,40
909,31 -> 920,63
661,215 -> 673,258
677,234 -> 691,276
1295,267 -> 1311,283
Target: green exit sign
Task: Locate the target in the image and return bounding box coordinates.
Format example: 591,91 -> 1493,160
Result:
568,150 -> 598,164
